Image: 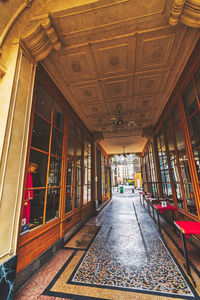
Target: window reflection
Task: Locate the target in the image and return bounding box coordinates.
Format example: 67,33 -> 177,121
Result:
176,128 -> 197,215
77,128 -> 82,143
76,144 -> 82,165
75,185 -> 81,208
69,117 -> 75,137
31,114 -> 50,152
51,128 -> 63,157
53,102 -> 64,130
194,150 -> 200,182
182,80 -> 198,117
68,139 -> 74,157
66,162 -> 74,186
30,189 -> 45,229
194,67 -> 200,103
65,187 -> 73,212
187,111 -> 200,149
35,84 -> 52,121
45,188 -> 60,222
29,149 -> 48,187
48,157 -> 62,187
171,104 -> 180,128
83,185 -> 87,204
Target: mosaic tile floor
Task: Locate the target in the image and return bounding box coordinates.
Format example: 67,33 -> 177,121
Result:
42,188 -> 199,299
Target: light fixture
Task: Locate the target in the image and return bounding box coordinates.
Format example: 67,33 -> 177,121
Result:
122,146 -> 129,157
110,103 -> 136,132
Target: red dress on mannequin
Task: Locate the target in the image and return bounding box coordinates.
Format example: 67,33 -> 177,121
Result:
22,172 -> 33,225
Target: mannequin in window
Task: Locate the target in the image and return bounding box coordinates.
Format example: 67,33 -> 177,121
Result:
21,163 -> 38,234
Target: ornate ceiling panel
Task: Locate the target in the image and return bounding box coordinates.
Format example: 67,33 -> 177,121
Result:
91,35 -> 135,77
135,26 -> 186,72
80,102 -> 107,117
70,81 -> 103,104
134,70 -> 169,96
36,0 -> 200,154
54,46 -> 97,83
100,75 -> 132,99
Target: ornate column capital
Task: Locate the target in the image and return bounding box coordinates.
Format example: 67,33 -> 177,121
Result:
169,0 -> 200,28
142,127 -> 154,139
20,14 -> 61,62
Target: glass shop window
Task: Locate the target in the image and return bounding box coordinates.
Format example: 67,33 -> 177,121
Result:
171,104 -> 180,128
165,118 -> 171,136
69,117 -> 75,138
181,72 -> 200,215
83,136 -> 91,204
21,83 -> 64,236
175,127 -> 198,216
75,129 -> 82,208
167,135 -> 184,209
194,67 -> 200,106
65,138 -> 74,213
182,80 -> 198,118
157,131 -> 172,197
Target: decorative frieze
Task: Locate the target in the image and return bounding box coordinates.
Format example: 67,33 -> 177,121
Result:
169,0 -> 200,28
20,15 -> 61,61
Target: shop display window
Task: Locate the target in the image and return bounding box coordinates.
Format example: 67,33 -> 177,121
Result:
83,137 -> 91,205
21,83 -> 64,235
21,77 -> 89,236
157,132 -> 172,197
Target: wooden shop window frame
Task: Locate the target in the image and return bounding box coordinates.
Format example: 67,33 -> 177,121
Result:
17,65 -> 92,246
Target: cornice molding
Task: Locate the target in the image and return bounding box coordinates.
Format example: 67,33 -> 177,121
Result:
0,62 -> 7,78
20,14 -> 61,62
169,0 -> 200,28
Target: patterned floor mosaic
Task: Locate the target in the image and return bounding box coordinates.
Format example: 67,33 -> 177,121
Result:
43,189 -> 199,299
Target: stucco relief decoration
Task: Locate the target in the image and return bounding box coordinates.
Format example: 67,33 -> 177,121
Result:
169,0 -> 200,28
20,15 -> 61,62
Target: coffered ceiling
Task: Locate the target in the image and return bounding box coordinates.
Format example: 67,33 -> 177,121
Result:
35,0 -> 200,154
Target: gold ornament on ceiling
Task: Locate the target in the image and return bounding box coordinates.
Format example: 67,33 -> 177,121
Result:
110,55 -> 120,66
151,47 -> 163,59
71,61 -> 82,72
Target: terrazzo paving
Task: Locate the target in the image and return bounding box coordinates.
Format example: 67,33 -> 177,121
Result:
69,189 -> 197,298
15,187 -> 199,299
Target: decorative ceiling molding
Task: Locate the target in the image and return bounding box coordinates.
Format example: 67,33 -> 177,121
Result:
169,0 -> 200,28
20,14 -> 61,61
142,127 -> 154,139
0,62 -> 7,78
92,131 -> 104,143
0,0 -> 34,54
